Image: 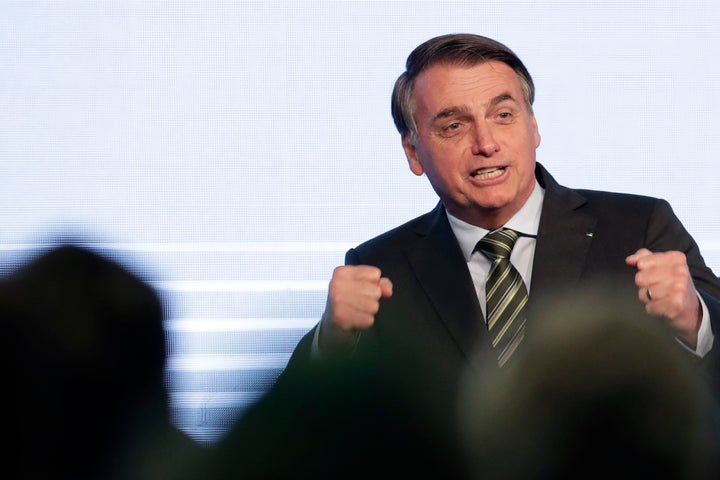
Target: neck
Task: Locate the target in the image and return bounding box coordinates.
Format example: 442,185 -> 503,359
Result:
451,207 -> 515,231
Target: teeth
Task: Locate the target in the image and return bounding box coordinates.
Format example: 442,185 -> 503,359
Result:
473,167 -> 504,179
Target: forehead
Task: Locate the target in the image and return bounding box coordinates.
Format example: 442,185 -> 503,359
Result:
412,61 -> 523,112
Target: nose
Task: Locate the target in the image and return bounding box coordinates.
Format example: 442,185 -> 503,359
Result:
470,122 -> 499,156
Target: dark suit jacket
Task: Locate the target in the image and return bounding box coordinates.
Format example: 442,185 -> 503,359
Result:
282,162 -> 720,404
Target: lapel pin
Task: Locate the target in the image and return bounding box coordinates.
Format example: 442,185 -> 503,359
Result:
585,231 -> 594,238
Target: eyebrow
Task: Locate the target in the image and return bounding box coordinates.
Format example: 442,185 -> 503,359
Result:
489,93 -> 518,108
431,93 -> 520,123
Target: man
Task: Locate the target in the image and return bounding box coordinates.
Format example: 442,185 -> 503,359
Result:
281,33 -> 720,407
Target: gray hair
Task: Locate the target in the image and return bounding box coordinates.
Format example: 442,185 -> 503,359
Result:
391,33 -> 535,140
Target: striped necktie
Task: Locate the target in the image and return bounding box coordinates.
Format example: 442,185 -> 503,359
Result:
475,228 -> 528,367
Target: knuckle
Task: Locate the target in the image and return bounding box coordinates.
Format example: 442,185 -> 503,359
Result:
668,251 -> 686,263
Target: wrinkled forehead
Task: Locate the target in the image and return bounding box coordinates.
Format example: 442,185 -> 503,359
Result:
413,61 -> 523,99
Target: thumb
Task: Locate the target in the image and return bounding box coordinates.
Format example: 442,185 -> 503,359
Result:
379,277 -> 393,298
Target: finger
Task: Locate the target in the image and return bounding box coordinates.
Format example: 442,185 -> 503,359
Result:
625,247 -> 652,266
331,280 -> 384,311
636,285 -> 653,305
329,296 -> 378,330
346,265 -> 383,282
635,251 -> 688,273
329,266 -> 381,299
634,251 -> 690,293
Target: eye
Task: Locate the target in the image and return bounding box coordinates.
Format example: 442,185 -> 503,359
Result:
496,111 -> 514,124
437,121 -> 465,138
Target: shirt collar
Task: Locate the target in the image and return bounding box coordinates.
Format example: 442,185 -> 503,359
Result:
447,179 -> 545,261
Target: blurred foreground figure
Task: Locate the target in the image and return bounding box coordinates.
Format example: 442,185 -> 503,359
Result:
179,347 -> 471,479
457,286 -> 720,480
3,244 -> 201,480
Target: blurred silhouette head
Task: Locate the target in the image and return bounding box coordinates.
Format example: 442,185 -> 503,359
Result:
457,285 -> 720,480
4,244 -> 169,479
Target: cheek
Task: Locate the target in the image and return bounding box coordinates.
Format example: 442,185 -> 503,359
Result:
418,137 -> 469,181
510,130 -> 539,158
524,118 -> 541,148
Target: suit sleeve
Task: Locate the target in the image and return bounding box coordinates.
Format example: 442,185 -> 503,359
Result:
646,198 -> 720,392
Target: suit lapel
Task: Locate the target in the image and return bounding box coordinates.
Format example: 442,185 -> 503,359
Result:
530,163 -> 597,305
406,204 -> 492,364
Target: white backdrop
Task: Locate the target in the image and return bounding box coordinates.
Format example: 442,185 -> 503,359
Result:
3,0 -> 719,442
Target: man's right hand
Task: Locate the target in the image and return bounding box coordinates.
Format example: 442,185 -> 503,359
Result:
318,265 -> 393,353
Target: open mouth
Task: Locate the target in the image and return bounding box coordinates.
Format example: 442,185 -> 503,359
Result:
471,166 -> 506,180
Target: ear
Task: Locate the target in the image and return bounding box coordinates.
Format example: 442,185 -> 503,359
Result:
402,135 -> 425,176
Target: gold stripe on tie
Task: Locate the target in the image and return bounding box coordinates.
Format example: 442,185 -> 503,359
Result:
475,228 -> 529,367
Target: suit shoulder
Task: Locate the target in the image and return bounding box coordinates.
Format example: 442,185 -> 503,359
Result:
349,208 -> 442,264
355,211 -> 433,251
574,188 -> 670,211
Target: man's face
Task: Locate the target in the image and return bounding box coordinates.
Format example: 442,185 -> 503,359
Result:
402,61 -> 541,230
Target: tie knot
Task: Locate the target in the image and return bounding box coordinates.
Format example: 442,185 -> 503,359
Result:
475,228 -> 519,261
